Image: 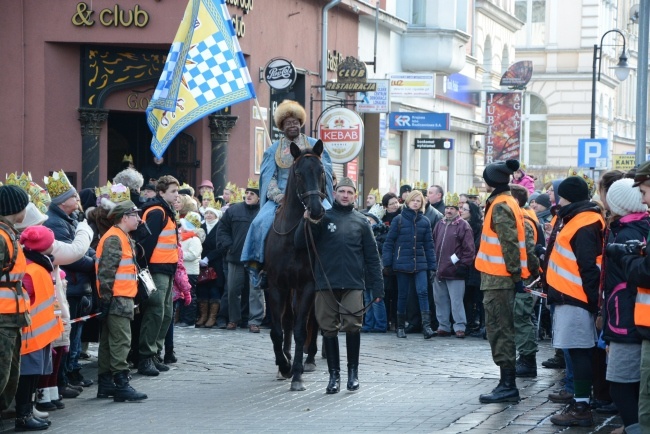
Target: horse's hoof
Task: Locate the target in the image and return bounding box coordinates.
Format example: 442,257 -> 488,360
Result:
276,370 -> 287,380
290,381 -> 306,392
304,362 -> 316,372
278,368 -> 292,379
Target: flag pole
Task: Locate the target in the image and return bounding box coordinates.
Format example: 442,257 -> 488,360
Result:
253,98 -> 273,147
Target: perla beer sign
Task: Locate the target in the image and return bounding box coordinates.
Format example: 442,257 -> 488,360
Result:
317,107 -> 364,164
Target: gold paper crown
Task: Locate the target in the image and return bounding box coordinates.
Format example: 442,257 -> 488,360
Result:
122,154 -> 134,164
202,190 -> 215,201
43,170 -> 74,199
566,168 -> 595,193
369,188 -> 380,199
520,163 -> 527,171
467,186 -> 480,197
413,180 -> 427,190
247,178 -> 259,190
230,188 -> 245,203
400,179 -> 411,187
445,192 -> 460,207
179,183 -> 195,196
6,172 -> 51,214
184,212 -> 202,230
213,200 -> 222,210
95,181 -> 130,204
225,181 -> 237,192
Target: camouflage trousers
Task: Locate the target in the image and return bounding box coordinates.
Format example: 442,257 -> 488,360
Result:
483,288 -> 516,370
514,292 -> 538,357
0,327 -> 21,411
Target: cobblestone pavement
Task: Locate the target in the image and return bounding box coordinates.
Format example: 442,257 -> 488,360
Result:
2,326 -> 625,433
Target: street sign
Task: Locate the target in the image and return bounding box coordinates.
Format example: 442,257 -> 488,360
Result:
613,154 -> 636,171
389,112 -> 450,130
577,138 -> 608,168
414,138 -> 453,150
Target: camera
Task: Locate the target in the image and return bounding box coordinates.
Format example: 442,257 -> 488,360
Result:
606,239 -> 647,257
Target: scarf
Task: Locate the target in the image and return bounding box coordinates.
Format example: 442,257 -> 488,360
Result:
24,249 -> 54,273
205,219 -> 218,233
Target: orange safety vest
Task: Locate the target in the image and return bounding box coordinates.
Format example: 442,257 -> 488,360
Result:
635,286 -> 650,327
21,262 -> 63,355
524,207 -> 539,224
142,206 -> 178,264
95,226 -> 138,298
0,226 -> 29,314
523,214 -> 539,246
475,194 -> 531,279
545,212 -> 604,303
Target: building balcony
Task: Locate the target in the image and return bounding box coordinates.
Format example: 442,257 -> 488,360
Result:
401,27 -> 471,74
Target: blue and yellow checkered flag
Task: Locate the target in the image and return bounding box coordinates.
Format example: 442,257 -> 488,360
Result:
147,0 -> 256,158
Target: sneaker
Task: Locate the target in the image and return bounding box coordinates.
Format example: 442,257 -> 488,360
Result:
548,389 -> 574,404
550,400 -> 593,427
542,355 -> 566,369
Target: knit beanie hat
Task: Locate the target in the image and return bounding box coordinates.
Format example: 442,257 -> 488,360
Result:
483,160 -> 520,187
399,184 -> 412,196
529,192 -> 540,204
15,203 -> 49,230
535,194 -> 552,210
557,176 -> 590,203
20,225 -> 55,252
0,185 -> 30,217
607,178 -> 648,217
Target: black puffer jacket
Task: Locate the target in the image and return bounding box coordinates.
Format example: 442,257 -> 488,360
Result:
602,214 -> 650,344
200,221 -> 225,290
44,204 -> 96,296
217,201 -> 259,264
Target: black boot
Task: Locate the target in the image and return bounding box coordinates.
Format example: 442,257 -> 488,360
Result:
96,372 -> 116,399
516,354 -> 537,378
396,313 -> 407,339
163,346 -> 177,364
14,404 -> 49,432
479,367 -> 520,403
113,371 -> 147,402
346,332 -> 360,391
152,354 -> 170,372
137,358 -> 159,377
323,336 -> 340,394
421,311 -> 436,339
68,369 -> 93,387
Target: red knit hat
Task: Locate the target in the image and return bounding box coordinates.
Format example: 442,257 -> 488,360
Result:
20,225 -> 55,252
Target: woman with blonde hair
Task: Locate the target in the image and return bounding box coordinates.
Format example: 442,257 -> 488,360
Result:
382,190 -> 437,339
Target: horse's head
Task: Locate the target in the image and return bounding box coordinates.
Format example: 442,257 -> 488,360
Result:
290,140 -> 326,222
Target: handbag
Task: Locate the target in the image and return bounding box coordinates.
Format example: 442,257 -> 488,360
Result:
137,267 -> 157,297
197,266 -> 217,283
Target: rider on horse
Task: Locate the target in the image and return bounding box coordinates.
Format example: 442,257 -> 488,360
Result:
241,100 -> 334,287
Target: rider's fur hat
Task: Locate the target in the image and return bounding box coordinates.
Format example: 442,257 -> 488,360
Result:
274,100 -> 306,129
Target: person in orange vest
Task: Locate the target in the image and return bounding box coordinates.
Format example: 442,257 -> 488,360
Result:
135,175 -> 179,376
475,160 -> 532,404
15,225 -> 63,431
0,186 -> 30,420
545,176 -> 604,427
96,200 -> 147,402
610,160 -> 650,432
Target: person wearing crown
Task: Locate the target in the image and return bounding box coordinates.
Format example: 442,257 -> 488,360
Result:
366,188 -> 380,211
113,167 -> 145,205
43,170 -> 97,391
220,182 -> 236,212
241,100 -> 334,288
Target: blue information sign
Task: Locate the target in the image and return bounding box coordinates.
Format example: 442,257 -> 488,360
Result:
389,112 -> 450,131
577,138 -> 608,168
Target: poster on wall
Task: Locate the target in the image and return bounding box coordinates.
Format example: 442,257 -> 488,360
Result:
485,92 -> 522,164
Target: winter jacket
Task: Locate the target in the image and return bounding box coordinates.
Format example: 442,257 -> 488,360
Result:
465,220 -> 483,288
217,201 -> 260,264
546,201 -> 604,313
200,221 -> 225,290
423,204 -> 443,232
44,203 -> 96,297
173,246 -> 192,303
602,213 -> 650,344
512,172 -> 535,194
382,207 -> 436,273
295,201 -> 384,299
181,230 -> 204,276
133,196 -> 179,276
433,215 -> 475,280
622,246 -> 650,341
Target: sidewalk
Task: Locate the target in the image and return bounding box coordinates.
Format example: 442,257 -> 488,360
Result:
3,327 -> 624,433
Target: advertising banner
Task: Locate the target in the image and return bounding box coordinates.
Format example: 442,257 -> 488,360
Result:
317,107 -> 364,164
389,73 -> 435,97
485,92 -> 522,164
356,79 -> 390,113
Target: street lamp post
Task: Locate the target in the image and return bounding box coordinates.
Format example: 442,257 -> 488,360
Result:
590,29 -> 633,140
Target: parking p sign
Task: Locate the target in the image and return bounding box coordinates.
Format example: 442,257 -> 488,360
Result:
577,138 -> 608,168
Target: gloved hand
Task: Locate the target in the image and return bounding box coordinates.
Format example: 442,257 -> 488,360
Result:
454,264 -> 468,278
274,193 -> 284,204
199,258 -> 209,267
428,269 -> 437,282
184,293 -> 192,306
514,281 -> 524,293
99,299 -> 111,320
75,210 -> 86,223
534,244 -> 546,260
606,240 -> 646,257
382,266 -> 392,276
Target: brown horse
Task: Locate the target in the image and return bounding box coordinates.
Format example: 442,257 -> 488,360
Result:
264,140 -> 326,391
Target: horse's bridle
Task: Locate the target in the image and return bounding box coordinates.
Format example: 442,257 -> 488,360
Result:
292,154 -> 326,212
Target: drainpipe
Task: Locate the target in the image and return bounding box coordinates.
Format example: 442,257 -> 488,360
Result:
321,0 -> 342,107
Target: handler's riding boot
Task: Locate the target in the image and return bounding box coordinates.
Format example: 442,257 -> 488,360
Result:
323,336 -> 340,394
113,371 -> 147,402
346,332 -> 360,391
194,301 -> 209,328
396,313 -> 407,338
479,367 -> 520,403
96,372 -> 116,399
421,311 -> 436,339
204,302 -> 220,328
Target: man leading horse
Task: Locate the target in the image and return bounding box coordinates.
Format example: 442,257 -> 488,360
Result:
241,100 -> 334,287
